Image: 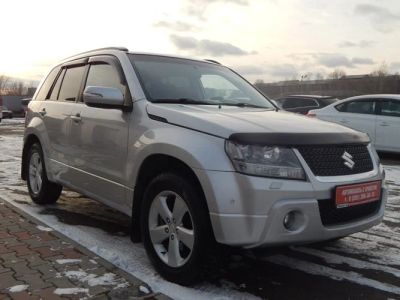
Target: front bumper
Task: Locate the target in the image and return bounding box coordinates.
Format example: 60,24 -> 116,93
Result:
195,146 -> 387,248
210,189 -> 386,248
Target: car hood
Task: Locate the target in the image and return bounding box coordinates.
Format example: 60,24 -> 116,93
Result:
146,103 -> 368,143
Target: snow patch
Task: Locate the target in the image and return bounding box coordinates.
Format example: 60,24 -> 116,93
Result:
36,225 -> 53,232
54,288 -> 89,295
8,285 -> 29,292
139,285 -> 150,294
62,270 -> 129,287
56,259 -> 82,265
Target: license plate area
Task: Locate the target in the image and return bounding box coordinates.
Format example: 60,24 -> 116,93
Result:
335,180 -> 381,208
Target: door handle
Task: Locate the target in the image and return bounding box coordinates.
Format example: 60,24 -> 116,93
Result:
339,119 -> 349,124
39,108 -> 46,117
70,113 -> 82,123
379,122 -> 389,127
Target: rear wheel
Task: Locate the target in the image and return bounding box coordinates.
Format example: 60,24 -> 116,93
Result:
141,173 -> 213,285
26,143 -> 62,204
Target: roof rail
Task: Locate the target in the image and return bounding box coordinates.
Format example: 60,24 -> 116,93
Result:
63,47 -> 129,60
204,59 -> 221,65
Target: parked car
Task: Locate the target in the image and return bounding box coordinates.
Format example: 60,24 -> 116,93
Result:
2,106 -> 13,119
276,95 -> 339,114
0,96 -> 3,122
21,98 -> 32,116
308,94 -> 400,153
22,47 -> 386,285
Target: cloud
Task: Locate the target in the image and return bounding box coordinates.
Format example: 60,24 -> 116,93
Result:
338,40 -> 375,48
269,64 -> 298,79
389,62 -> 400,73
185,0 -> 249,19
316,54 -> 354,68
287,53 -> 374,70
170,35 -> 255,56
234,65 -> 264,75
153,21 -> 198,32
354,4 -> 400,33
351,57 -> 374,65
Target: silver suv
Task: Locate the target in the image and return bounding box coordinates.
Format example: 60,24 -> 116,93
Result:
22,47 -> 387,285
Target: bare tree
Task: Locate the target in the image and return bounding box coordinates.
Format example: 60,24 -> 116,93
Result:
328,69 -> 346,80
7,80 -> 26,96
371,61 -> 389,77
0,75 -> 10,95
315,73 -> 324,80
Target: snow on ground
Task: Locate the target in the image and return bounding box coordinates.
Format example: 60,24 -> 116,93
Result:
7,285 -> 29,293
54,288 -> 89,296
0,118 -> 25,126
0,122 -> 258,300
56,259 -> 82,265
36,225 -> 54,232
1,120 -> 400,299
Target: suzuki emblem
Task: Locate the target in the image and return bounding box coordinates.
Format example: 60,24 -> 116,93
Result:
342,151 -> 355,169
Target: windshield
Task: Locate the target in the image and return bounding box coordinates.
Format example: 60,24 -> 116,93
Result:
129,54 -> 274,108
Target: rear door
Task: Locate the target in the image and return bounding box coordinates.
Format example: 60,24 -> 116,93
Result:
68,56 -> 131,210
41,61 -> 87,183
375,99 -> 400,152
333,99 -> 377,144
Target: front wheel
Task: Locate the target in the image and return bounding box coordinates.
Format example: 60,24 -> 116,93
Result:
141,173 -> 213,285
26,143 -> 62,204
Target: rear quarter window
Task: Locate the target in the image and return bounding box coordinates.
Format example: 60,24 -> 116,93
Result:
34,67 -> 61,101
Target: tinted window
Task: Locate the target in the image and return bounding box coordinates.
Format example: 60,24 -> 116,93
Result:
380,100 -> 400,117
85,64 -> 125,96
281,98 -> 318,109
337,100 -> 375,114
335,103 -> 346,112
320,97 -> 339,106
49,69 -> 65,100
58,66 -> 86,101
34,67 -> 60,101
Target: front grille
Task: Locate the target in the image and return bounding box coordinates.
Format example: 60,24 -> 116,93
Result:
297,144 -> 373,176
318,196 -> 382,226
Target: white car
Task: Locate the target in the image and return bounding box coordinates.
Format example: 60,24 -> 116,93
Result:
309,94 -> 400,153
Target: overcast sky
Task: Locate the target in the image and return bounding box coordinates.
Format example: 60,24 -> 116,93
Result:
2,0 -> 400,84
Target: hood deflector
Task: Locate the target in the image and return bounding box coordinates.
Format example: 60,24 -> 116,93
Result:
228,132 -> 370,146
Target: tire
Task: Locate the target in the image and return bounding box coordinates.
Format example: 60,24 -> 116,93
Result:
141,172 -> 213,285
26,143 -> 62,204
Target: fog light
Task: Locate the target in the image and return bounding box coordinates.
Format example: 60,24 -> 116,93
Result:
283,211 -> 296,230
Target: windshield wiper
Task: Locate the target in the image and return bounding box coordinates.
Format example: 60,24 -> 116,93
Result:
222,102 -> 274,109
152,98 -> 215,105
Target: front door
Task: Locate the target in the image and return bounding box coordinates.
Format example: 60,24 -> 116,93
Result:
69,59 -> 130,211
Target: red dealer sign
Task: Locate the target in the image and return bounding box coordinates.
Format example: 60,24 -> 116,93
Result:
335,181 -> 381,208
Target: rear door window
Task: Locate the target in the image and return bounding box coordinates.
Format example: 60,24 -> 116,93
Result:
58,66 -> 86,102
336,100 -> 375,114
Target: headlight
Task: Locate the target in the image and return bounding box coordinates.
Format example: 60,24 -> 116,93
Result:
225,141 -> 306,180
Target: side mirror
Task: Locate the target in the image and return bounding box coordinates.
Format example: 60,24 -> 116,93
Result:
83,86 -> 125,108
